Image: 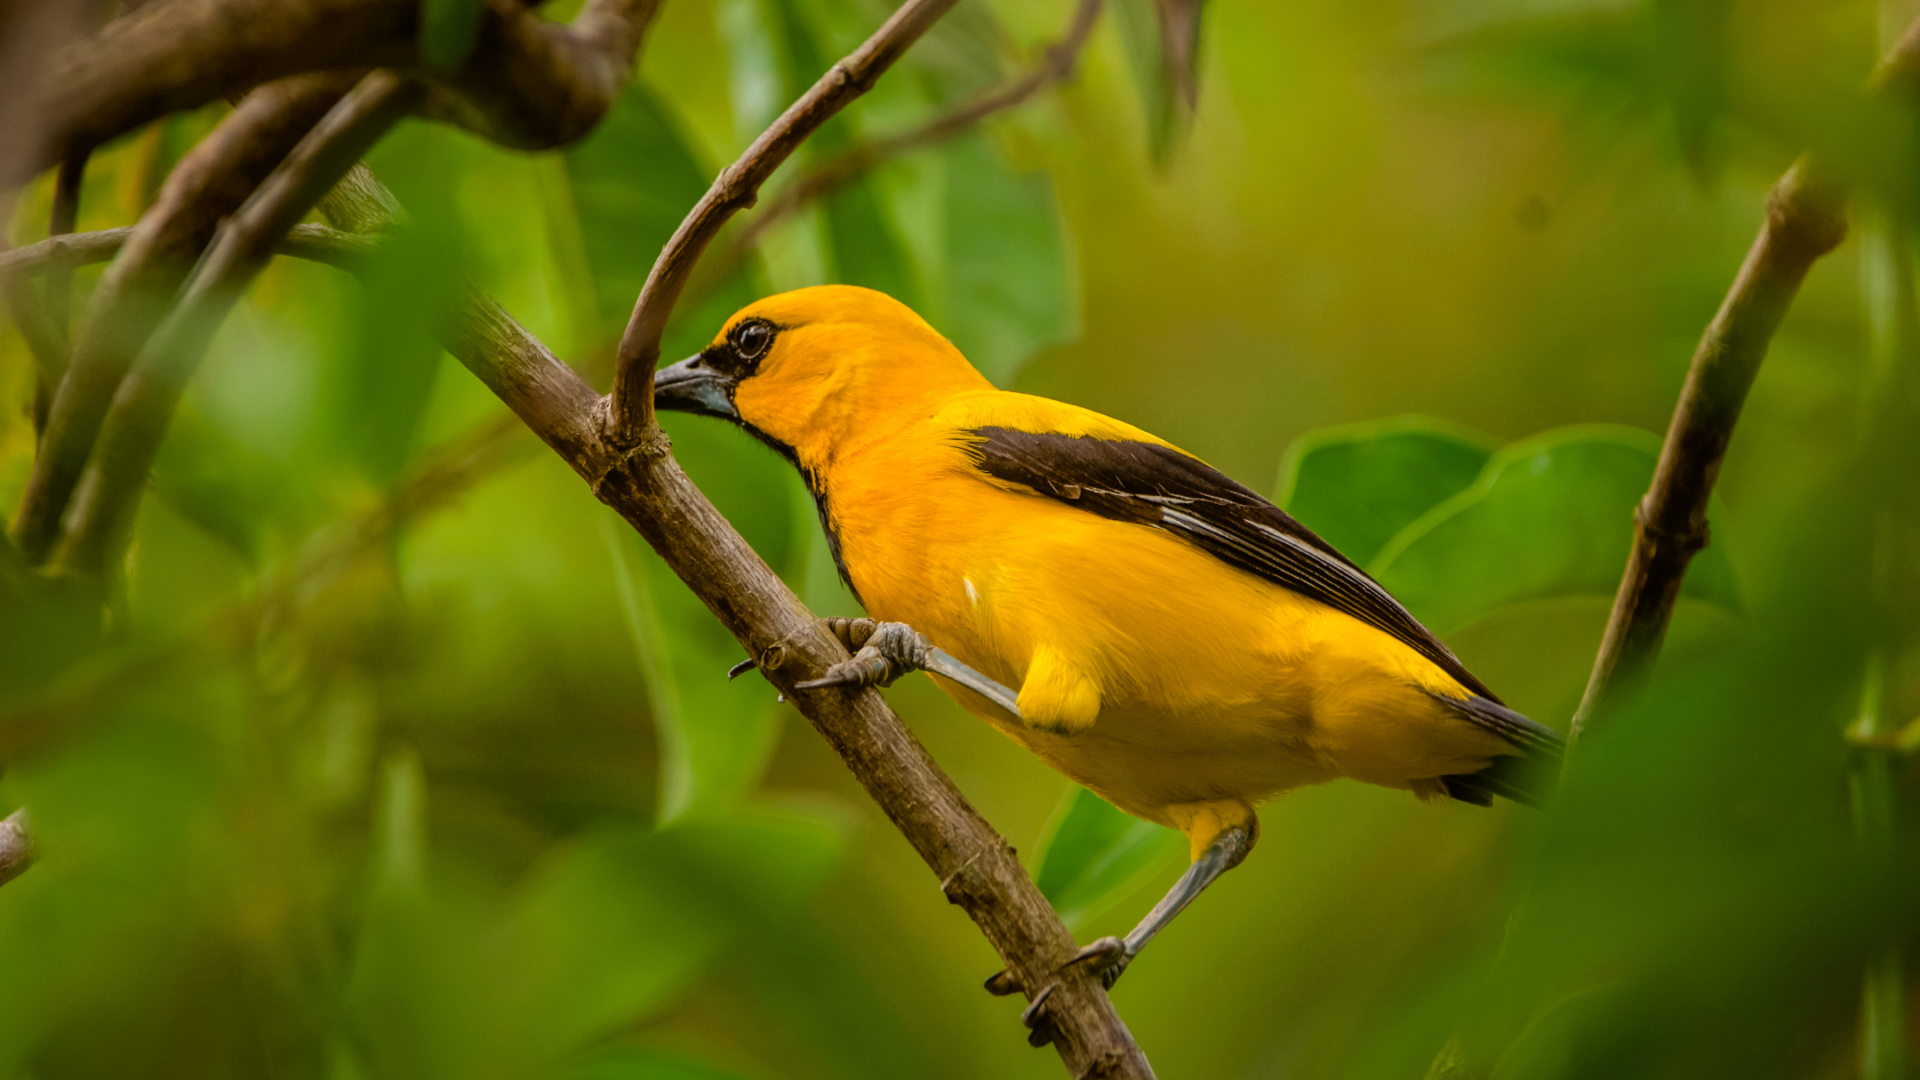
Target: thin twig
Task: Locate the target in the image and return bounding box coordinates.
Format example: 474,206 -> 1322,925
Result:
0,810 -> 29,888
12,0 -> 659,186
50,72 -> 423,578
30,150 -> 90,439
0,248 -> 69,437
735,0 -> 1103,252
1568,160 -> 1846,736
46,150 -> 87,340
607,0 -> 963,443
0,223 -> 380,279
12,71 -> 361,564
328,168 -> 1156,1080
1567,19 -> 1920,736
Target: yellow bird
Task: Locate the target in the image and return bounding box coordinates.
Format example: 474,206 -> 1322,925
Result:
655,285 -> 1560,999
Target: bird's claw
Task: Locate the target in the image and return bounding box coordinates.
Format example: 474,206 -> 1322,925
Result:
1019,983 -> 1059,1047
1065,934 -> 1134,990
983,969 -> 1022,997
795,620 -> 933,692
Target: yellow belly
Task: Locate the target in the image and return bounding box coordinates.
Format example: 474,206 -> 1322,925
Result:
824,437 -> 1513,825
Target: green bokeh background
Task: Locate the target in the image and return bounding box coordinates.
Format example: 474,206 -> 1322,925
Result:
3,0 -> 1918,1077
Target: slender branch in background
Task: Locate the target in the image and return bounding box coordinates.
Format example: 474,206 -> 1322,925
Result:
11,71 -> 360,564
9,0 -> 659,187
0,810 -> 29,888
0,223 -> 381,279
50,72 -> 424,579
1568,161 -> 1847,736
0,250 -> 68,442
325,162 -> 1156,1080
46,150 -> 88,339
27,151 -> 91,440
1571,16 -> 1920,740
734,0 -> 1103,253
607,0 -> 963,442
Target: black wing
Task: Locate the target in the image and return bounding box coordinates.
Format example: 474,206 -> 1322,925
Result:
964,427 -> 1497,698
962,427 -> 1564,803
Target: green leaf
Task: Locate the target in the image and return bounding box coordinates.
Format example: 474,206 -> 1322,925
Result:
419,0 -> 487,71
1032,784 -> 1183,932
504,810 -> 847,1057
1371,425 -> 1741,635
563,1044 -> 765,1080
565,85 -> 715,346
1275,415 -> 1498,566
329,223 -> 453,483
601,514 -> 780,824
1112,0 -> 1177,163
942,134 -> 1075,386
822,176 -> 923,311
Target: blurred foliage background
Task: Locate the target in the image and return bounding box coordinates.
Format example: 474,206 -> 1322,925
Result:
4,0 -> 1920,1077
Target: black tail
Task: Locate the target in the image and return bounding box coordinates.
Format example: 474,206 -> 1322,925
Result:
1428,692 -> 1565,809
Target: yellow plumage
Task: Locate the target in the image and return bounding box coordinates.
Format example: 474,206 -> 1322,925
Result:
656,285 -> 1557,984
669,284 -> 1533,856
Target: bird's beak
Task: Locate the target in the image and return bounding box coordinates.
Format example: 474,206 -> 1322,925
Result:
652,353 -> 738,419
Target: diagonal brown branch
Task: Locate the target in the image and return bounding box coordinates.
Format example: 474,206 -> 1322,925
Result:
11,0 -> 658,187
606,0 -> 962,443
735,0 -> 1103,253
1569,19 -> 1920,736
11,71 -> 362,564
325,165 -> 1157,1080
50,73 -> 423,579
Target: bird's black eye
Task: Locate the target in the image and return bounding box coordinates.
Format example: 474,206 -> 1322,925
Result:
732,319 -> 775,363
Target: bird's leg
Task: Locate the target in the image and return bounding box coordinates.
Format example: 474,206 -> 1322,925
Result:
1067,823 -> 1254,989
997,820 -> 1255,1047
785,617 -> 1025,717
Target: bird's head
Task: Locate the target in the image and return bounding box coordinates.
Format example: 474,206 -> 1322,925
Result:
653,285 -> 992,465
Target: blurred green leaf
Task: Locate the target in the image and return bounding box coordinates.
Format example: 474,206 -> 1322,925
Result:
564,1044 -> 765,1080
327,224 -> 454,484
824,177 -> 924,311
1276,415 -> 1497,566
420,0 -> 487,71
1032,784 -> 1183,932
602,515 -> 779,824
1371,424 -> 1740,634
1113,0 -> 1179,163
943,133 -> 1074,385
565,85 -> 714,345
504,809 -> 847,1061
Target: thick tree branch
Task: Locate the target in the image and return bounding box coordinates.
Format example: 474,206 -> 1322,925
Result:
0,810 -> 30,888
324,170 -> 1156,1080
607,0 -> 962,442
735,0 -> 1103,252
50,73 -> 422,578
11,72 -> 361,564
11,0 -> 658,187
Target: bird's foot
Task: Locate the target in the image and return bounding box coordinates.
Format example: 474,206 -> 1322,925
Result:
1065,934 -> 1135,990
987,975 -> 1063,1047
795,618 -> 932,691
1019,984 -> 1059,1047
982,935 -> 1137,1048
